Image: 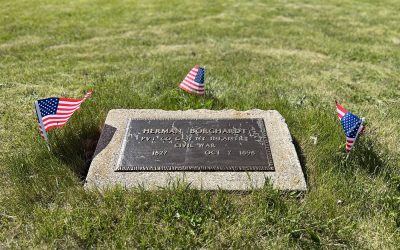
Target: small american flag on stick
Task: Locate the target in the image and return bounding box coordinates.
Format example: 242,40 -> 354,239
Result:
336,101 -> 364,152
179,65 -> 205,95
35,91 -> 92,144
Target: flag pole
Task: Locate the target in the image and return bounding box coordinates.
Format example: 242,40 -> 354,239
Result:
34,101 -> 50,150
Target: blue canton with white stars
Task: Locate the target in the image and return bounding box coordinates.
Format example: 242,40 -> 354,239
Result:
194,67 -> 205,83
341,112 -> 362,138
37,98 -> 59,117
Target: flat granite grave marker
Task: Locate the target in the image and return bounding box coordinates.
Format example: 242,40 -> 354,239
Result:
85,109 -> 307,190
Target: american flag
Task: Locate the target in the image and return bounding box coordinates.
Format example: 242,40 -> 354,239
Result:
179,65 -> 205,95
35,91 -> 92,142
336,101 -> 364,152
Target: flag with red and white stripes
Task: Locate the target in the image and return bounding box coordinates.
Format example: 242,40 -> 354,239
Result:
179,65 -> 205,95
35,91 -> 92,142
336,101 -> 364,152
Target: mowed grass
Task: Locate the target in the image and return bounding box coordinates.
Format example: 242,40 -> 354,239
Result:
1,0 -> 399,248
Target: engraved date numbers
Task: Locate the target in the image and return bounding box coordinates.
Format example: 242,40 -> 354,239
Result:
152,150 -> 168,156
239,150 -> 255,156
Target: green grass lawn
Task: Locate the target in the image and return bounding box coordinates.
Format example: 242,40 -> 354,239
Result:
1,0 -> 399,248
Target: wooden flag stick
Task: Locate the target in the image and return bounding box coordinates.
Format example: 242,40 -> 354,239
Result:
34,101 -> 50,150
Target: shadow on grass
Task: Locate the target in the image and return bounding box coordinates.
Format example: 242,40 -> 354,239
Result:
334,134 -> 396,182
204,89 -> 226,110
50,124 -> 103,182
350,137 -> 387,177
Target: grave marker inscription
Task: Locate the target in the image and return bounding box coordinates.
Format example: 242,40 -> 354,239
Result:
117,119 -> 275,171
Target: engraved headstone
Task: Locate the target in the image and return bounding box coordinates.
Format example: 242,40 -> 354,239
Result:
86,109 -> 306,190
117,119 -> 274,171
